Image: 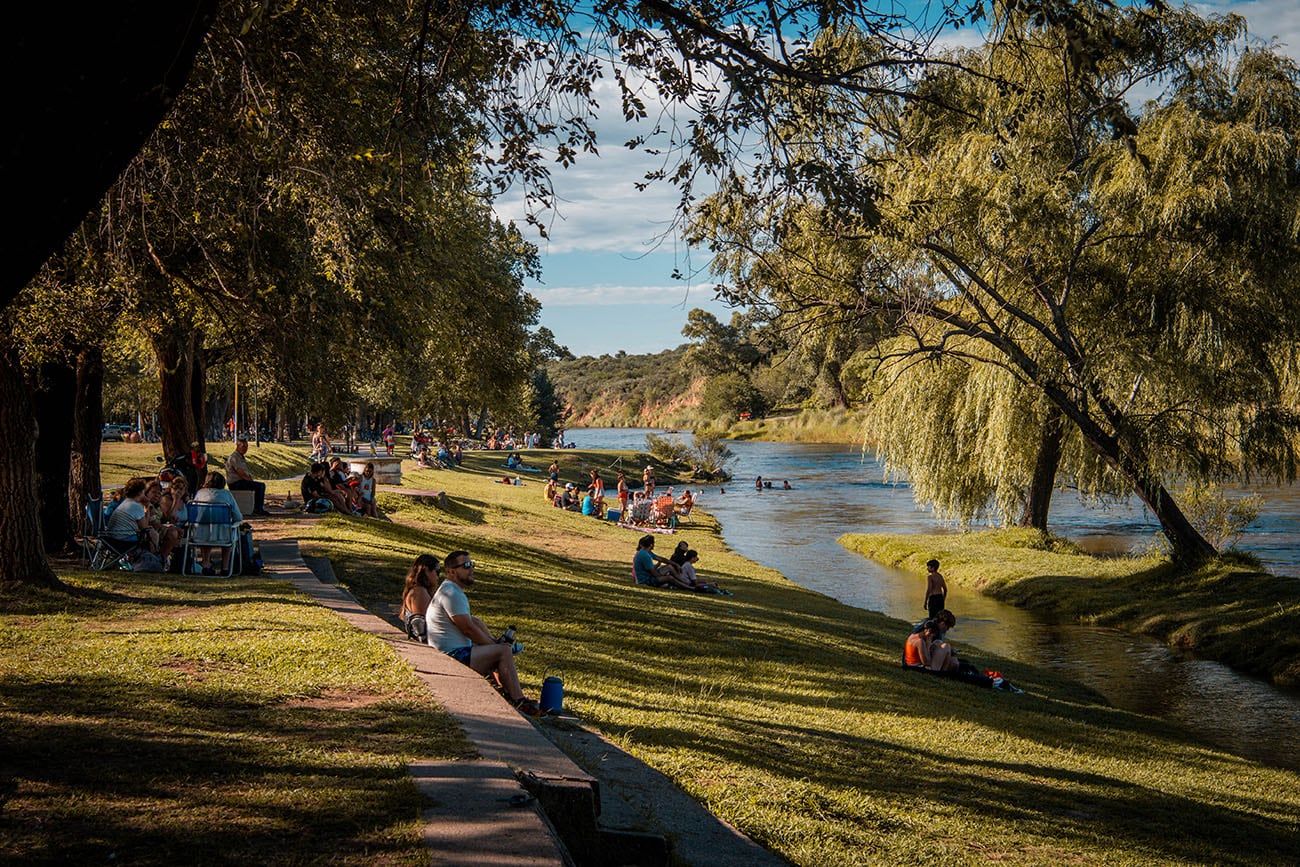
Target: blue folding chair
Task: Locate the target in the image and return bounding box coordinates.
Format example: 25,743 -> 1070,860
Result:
83,495 -> 144,570
182,501 -> 242,576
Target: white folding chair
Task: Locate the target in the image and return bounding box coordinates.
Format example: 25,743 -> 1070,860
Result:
182,501 -> 241,576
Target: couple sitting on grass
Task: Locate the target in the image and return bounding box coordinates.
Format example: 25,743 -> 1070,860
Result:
633,536 -> 732,595
904,610 -> 1020,692
400,551 -> 546,716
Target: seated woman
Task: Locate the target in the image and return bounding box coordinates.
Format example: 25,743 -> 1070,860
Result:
400,553 -> 440,642
190,471 -> 244,575
581,491 -> 602,517
679,549 -> 727,594
144,479 -> 181,567
357,463 -> 379,518
903,619 -> 940,669
544,477 -> 558,504
675,488 -> 695,515
505,453 -> 523,470
632,534 -> 694,589
105,477 -> 151,548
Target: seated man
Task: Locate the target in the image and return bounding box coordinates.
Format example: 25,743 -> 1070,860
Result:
301,462 -> 334,512
560,483 -> 581,511
225,437 -> 269,516
632,534 -> 694,589
425,551 -> 545,716
581,490 -> 601,517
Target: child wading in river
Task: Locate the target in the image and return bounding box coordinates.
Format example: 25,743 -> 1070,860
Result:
924,558 -> 948,619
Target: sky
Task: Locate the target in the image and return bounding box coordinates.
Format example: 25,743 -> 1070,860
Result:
494,1 -> 1300,359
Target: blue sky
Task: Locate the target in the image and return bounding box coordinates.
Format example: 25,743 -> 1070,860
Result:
495,1 -> 1299,358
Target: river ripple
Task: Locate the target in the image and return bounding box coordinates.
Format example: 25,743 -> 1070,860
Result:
570,428 -> 1300,770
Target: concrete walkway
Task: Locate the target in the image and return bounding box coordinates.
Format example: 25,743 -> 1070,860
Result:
258,539 -> 787,867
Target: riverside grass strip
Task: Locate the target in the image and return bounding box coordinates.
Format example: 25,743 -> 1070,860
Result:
291,447 -> 1298,866
841,528 -> 1300,687
0,569 -> 474,865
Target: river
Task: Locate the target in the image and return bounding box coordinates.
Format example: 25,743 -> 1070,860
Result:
568,428 -> 1300,770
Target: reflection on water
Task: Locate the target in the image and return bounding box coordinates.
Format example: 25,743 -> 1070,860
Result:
571,428 -> 1300,769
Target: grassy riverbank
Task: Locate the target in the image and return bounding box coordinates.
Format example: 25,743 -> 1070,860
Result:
293,449 -> 1297,864
841,529 -> 1300,687
725,408 -> 866,443
8,445 -> 1299,864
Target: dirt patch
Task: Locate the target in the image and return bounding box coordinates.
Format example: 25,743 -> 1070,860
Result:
282,689 -> 391,710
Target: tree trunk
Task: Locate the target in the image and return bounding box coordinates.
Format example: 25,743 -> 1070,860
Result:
0,343 -> 59,588
1019,406 -> 1064,531
152,325 -> 203,458
69,346 -> 105,539
35,359 -> 77,554
820,359 -> 849,409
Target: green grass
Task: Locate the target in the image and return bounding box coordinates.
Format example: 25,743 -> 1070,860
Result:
0,568 -> 473,864
100,441 -> 310,488
279,450 -> 1300,865
727,408 -> 866,443
11,444 -> 1300,864
841,528 -> 1300,686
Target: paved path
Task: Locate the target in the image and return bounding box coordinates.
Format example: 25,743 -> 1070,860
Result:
259,538 -> 788,867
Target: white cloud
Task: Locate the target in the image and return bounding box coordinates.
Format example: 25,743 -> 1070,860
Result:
527,282 -> 708,306
1200,0 -> 1300,53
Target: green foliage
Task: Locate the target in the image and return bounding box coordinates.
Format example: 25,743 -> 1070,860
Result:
644,432 -> 692,466
687,427 -> 735,480
1178,485 -> 1263,551
699,371 -> 767,421
545,347 -> 697,427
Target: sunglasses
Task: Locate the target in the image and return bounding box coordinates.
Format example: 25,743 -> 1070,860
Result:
452,559 -> 474,570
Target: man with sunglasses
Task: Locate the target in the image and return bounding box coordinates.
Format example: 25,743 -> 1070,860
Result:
425,550 -> 544,716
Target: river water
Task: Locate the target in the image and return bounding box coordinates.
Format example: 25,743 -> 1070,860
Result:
570,428 -> 1300,770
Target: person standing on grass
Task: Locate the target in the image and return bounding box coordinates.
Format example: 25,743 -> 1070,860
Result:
425,551 -> 545,716
226,438 -> 269,516
924,559 -> 948,619
616,470 -> 630,516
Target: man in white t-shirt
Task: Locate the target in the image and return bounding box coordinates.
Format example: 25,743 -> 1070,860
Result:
106,478 -> 150,541
225,438 -> 269,516
426,550 -> 544,716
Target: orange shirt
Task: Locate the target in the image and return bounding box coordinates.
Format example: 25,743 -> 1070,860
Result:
904,632 -> 927,666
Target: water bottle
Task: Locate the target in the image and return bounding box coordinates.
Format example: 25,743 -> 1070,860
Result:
500,625 -> 516,644
540,676 -> 563,714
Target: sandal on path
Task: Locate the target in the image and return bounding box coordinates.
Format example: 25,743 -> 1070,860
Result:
512,696 -> 545,716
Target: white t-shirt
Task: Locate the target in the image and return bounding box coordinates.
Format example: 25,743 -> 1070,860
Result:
681,562 -> 698,586
106,499 -> 146,539
425,581 -> 472,652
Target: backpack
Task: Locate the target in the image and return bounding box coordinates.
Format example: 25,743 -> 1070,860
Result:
405,613 -> 428,643
130,550 -> 166,573
305,498 -> 332,513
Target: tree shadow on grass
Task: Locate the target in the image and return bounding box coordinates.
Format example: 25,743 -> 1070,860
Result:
0,675 -> 469,865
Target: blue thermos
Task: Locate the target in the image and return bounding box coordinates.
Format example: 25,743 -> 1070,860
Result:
540,676 -> 564,714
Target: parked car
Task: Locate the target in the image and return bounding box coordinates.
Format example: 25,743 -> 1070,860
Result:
101,423 -> 134,442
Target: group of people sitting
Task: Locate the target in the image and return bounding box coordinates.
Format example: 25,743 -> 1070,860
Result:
545,465 -> 607,516
632,536 -> 732,595
399,550 -> 548,716
103,468 -> 249,575
412,433 -> 462,468
903,610 -> 1020,692
300,457 -> 379,517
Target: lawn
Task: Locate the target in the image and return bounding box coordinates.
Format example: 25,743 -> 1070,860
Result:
7,443 -> 1298,864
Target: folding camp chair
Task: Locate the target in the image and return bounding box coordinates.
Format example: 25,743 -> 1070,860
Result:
182,501 -> 242,577
83,495 -> 145,570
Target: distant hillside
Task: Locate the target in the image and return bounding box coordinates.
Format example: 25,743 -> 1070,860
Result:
546,347 -> 703,427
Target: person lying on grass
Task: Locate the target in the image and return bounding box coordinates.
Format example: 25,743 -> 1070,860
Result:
425,550 -> 545,716
633,534 -> 695,590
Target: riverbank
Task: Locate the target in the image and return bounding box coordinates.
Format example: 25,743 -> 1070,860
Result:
9,446 -> 1299,864
725,408 -> 865,443
295,449 -> 1297,864
841,528 -> 1300,687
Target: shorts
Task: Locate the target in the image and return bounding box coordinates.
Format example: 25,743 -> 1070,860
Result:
926,594 -> 946,618
445,645 -> 473,665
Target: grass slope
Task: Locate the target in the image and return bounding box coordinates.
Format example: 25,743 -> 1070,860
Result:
841,528 -> 1300,687
280,449 -> 1300,865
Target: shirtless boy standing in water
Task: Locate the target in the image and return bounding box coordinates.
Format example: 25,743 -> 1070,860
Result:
924,558 -> 948,619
